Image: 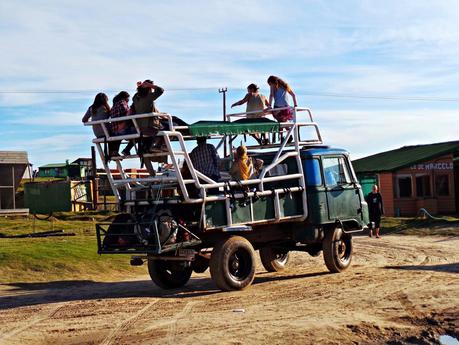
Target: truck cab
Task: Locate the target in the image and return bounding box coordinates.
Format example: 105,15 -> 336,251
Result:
303,148 -> 369,229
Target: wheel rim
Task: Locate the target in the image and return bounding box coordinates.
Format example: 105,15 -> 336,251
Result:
335,235 -> 352,263
160,261 -> 187,279
274,251 -> 289,265
228,249 -> 252,281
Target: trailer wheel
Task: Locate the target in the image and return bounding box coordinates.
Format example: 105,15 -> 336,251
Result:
147,258 -> 192,289
322,227 -> 352,273
192,254 -> 209,273
259,247 -> 289,272
210,236 -> 256,291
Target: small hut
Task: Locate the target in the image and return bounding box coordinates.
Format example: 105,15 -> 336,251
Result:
0,151 -> 30,214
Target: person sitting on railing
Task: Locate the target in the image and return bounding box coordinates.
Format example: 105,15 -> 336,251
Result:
189,137 -> 221,182
82,92 -> 111,138
129,79 -> 166,154
229,145 -> 263,181
109,91 -> 135,156
231,83 -> 271,145
231,83 -> 270,118
267,75 -> 297,122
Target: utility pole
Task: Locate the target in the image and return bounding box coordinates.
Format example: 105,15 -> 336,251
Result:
219,87 -> 228,156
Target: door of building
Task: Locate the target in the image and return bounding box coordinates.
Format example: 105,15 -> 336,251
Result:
454,162 -> 459,212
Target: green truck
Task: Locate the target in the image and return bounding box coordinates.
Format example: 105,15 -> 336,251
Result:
86,107 -> 369,291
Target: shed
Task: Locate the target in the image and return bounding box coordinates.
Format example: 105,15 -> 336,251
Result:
353,140 -> 459,216
0,151 -> 30,212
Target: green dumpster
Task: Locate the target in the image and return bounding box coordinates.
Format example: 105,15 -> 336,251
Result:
24,181 -> 72,214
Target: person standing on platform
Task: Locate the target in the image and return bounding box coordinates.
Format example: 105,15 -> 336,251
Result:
366,185 -> 384,238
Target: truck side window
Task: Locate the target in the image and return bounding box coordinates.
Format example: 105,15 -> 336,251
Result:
305,159 -> 322,186
323,157 -> 351,187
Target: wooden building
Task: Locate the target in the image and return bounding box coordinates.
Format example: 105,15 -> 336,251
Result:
353,140 -> 459,216
38,161 -> 84,179
0,151 -> 30,213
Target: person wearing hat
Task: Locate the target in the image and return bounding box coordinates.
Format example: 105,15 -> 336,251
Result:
231,83 -> 271,145
122,80 -> 165,156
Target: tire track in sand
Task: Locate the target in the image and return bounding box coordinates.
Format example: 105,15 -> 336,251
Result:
100,300 -> 158,345
0,303 -> 64,344
166,301 -> 199,345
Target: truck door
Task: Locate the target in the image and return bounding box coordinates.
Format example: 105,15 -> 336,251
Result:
322,156 -> 361,221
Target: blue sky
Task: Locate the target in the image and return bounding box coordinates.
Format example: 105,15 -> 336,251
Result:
1,0 -> 458,168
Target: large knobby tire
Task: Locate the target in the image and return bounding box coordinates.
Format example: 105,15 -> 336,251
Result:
259,247 -> 289,272
210,236 -> 256,291
322,227 -> 353,273
147,258 -> 192,289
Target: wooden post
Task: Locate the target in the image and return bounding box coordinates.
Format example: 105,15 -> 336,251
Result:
12,165 -> 16,209
91,146 -> 98,210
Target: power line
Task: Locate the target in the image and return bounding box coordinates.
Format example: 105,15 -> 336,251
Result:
298,92 -> 459,102
0,87 -> 224,94
0,88 -> 459,102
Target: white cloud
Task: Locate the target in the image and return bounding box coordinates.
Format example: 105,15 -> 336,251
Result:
7,111 -> 83,126
314,108 -> 458,159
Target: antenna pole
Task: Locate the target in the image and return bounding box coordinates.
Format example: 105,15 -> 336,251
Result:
219,87 -> 228,156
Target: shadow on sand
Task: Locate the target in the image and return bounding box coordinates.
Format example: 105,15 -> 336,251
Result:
0,270 -> 328,310
384,262 -> 459,274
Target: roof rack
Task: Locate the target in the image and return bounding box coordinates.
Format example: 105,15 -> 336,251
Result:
84,106 -> 322,224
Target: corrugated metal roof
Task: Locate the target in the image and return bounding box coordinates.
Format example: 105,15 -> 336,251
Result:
353,140 -> 459,173
0,151 -> 29,164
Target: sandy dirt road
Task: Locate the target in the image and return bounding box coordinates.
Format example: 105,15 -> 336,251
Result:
0,235 -> 458,345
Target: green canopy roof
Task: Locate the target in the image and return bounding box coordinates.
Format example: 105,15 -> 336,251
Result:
353,140 -> 459,173
189,118 -> 279,137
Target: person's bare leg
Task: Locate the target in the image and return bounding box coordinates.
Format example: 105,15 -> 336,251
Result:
369,228 -> 373,237
375,227 -> 380,238
143,158 -> 156,177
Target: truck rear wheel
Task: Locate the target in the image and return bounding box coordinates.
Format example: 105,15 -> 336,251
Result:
210,236 -> 256,291
322,227 -> 352,273
147,258 -> 192,289
259,247 -> 289,272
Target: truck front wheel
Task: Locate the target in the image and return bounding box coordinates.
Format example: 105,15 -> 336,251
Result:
259,247 -> 289,272
210,236 -> 256,291
322,227 -> 353,273
147,258 -> 192,289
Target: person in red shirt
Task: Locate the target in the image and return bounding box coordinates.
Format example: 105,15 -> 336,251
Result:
109,91 -> 134,156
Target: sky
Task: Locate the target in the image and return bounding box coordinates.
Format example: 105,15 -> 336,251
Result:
1,0 -> 459,168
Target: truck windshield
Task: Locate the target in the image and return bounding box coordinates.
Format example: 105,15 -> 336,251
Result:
323,157 -> 351,187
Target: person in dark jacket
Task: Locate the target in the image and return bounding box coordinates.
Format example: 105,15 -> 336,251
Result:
366,184 -> 384,238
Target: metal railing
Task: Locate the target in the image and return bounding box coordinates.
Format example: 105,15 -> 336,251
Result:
84,106 -> 322,228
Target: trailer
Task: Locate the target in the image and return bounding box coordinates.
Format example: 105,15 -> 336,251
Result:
85,106 -> 369,291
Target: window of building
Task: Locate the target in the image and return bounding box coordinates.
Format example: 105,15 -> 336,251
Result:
416,175 -> 431,197
397,175 -> 412,198
435,174 -> 450,196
